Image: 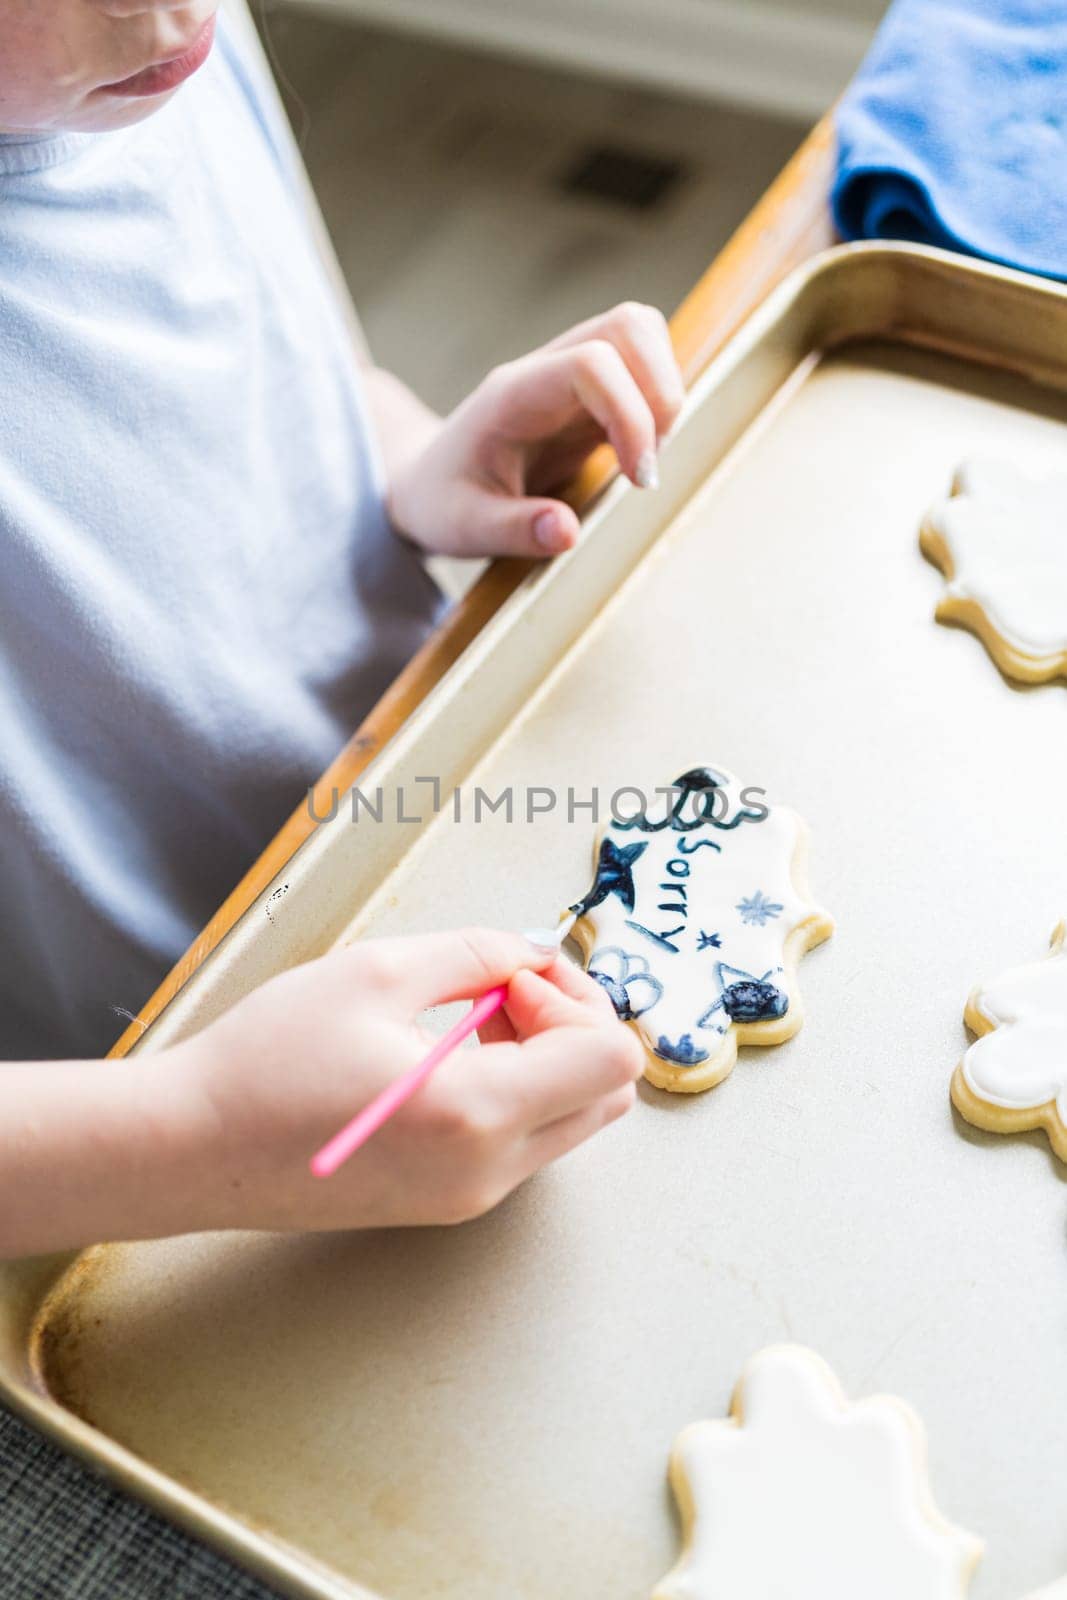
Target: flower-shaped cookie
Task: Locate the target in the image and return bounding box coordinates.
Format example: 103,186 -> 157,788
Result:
921,459 -> 1067,683
654,1345 -> 982,1600
951,922 -> 1067,1159
569,766 -> 832,1093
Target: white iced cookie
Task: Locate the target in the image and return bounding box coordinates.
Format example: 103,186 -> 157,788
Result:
951,922 -> 1067,1159
569,767 -> 832,1093
654,1345 -> 982,1600
921,459 -> 1067,683
1021,1583 -> 1067,1600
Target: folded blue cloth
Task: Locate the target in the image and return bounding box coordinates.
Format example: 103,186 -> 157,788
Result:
834,0 -> 1067,279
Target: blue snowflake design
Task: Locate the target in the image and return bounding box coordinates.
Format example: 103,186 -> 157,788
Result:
696,930 -> 722,951
736,890 -> 783,927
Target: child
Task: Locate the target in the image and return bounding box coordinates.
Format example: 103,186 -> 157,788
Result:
0,0 -> 683,1257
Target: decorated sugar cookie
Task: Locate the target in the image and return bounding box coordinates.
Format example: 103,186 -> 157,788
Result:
951,923 -> 1067,1159
921,459 -> 1067,683
654,1345 -> 982,1600
568,767 -> 832,1093
1022,1583 -> 1067,1600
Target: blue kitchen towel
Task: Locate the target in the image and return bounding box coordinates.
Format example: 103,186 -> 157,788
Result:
834,0 -> 1067,279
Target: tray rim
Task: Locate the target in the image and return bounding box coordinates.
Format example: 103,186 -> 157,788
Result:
113,238 -> 1067,1061
5,238 -> 1067,1600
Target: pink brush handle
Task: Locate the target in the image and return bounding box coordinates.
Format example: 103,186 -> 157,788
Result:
309,984 -> 508,1178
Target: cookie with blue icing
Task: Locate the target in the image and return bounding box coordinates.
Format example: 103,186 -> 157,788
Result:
569,767 -> 833,1093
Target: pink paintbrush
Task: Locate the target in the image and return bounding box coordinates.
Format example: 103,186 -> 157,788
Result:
309,913 -> 576,1178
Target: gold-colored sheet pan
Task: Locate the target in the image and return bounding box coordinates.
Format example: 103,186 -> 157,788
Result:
4,244 -> 1067,1599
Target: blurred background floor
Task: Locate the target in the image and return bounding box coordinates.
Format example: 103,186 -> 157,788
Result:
256,5 -> 808,411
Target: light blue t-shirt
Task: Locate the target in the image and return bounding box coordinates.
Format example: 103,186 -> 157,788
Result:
0,17 -> 444,1059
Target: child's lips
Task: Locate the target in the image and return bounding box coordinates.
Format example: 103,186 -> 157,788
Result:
101,15 -> 217,98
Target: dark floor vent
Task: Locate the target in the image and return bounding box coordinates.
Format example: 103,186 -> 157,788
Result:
559,144 -> 685,210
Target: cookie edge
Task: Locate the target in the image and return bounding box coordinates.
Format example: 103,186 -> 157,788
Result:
950,923 -> 1067,1160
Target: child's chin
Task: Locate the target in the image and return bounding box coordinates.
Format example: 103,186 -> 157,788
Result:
70,89 -> 182,135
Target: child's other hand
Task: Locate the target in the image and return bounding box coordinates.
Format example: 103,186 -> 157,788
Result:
388,302 -> 685,559
176,928 -> 642,1233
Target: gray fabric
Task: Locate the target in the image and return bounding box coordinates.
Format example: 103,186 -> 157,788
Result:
0,7 -> 443,1064
0,1404 -> 284,1599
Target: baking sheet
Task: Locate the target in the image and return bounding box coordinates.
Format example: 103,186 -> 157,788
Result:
4,245 -> 1067,1600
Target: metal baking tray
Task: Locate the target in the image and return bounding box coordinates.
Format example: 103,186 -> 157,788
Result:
4,243 -> 1067,1600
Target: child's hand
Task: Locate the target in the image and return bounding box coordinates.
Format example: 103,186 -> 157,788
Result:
176,927 -> 643,1233
387,302 -> 685,559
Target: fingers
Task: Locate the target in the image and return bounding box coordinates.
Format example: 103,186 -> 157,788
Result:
442,303 -> 684,561
565,341 -> 659,487
477,960 -> 613,1047
547,301 -> 685,441
486,341 -> 658,489
525,1081 -> 637,1169
478,1016 -> 644,1129
506,963 -> 615,1041
436,478 -> 582,560
540,952 -> 615,1009
341,926 -> 555,1012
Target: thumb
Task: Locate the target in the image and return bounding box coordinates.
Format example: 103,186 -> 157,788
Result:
526,498 -> 582,557
454,480 -> 581,558
493,966 -> 601,1041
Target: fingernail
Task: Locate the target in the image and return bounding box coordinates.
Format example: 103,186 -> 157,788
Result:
634,450 -> 659,490
533,510 -> 562,552
522,926 -> 562,951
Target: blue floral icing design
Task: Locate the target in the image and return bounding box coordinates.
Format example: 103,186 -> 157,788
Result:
587,947 -> 663,1021
653,1032 -> 712,1066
